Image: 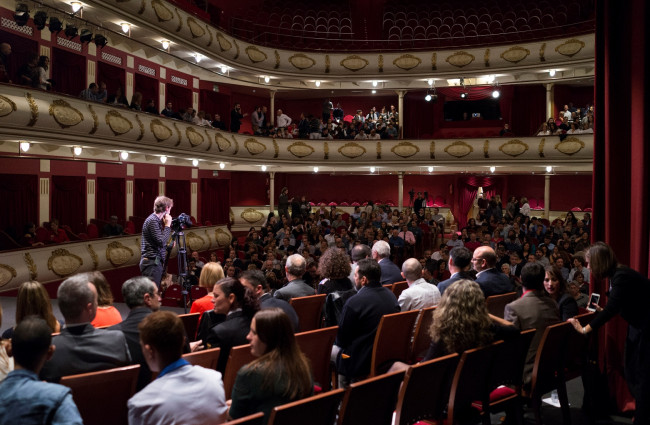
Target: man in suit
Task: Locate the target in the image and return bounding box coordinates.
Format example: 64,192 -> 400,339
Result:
109,276 -> 161,390
504,262 -> 560,383
372,240 -> 402,285
40,273 -> 131,382
240,269 -> 299,331
437,247 -> 472,295
333,259 -> 400,387
274,254 -> 315,302
472,246 -> 515,298
398,258 -> 441,311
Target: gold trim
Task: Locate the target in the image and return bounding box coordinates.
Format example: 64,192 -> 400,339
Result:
185,231 -> 207,252
431,52 -> 437,71
150,119 -> 173,142
216,32 -> 232,52
444,141 -> 474,158
0,264 -> 17,288
272,138 -> 279,158
324,141 -> 329,160
206,24 -> 213,47
554,137 -> 585,155
288,53 -> 316,70
106,241 -> 134,267
337,142 -> 367,158
135,114 -> 144,141
287,141 -> 315,158
88,105 -> 98,134
555,38 -> 585,58
0,94 -> 17,117
174,8 -> 183,32
26,93 -> 38,127
240,208 -> 265,224
24,253 -> 37,280
246,46 -> 268,64
445,51 -> 475,68
484,49 -> 490,67
204,129 -> 212,151
500,46 -> 530,64
47,248 -> 83,278
274,50 -> 280,69
499,139 -> 529,157
539,43 -> 546,62
215,133 -> 231,151
340,55 -> 369,72
105,109 -> 134,136
392,54 -> 422,71
187,17 -> 205,38
538,138 -> 546,157
186,127 -> 205,147
232,135 -> 239,155
390,141 -> 420,158
325,55 -> 330,73
137,0 -> 145,14
151,0 -> 174,22
244,138 -> 266,155
49,99 -> 84,129
233,39 -> 240,60
378,54 -> 384,72
87,244 -> 99,270
215,228 -> 232,248
173,123 -> 182,146
430,141 -> 436,159
377,142 -> 381,159
483,140 -> 490,158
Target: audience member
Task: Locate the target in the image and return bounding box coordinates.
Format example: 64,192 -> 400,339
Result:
437,247 -> 472,295
230,103 -> 248,133
107,86 -> 130,107
35,55 -> 51,90
129,91 -> 143,111
1,280 -> 61,340
274,254 -> 315,301
0,304 -> 13,382
87,271 -> 122,327
48,218 -> 69,243
240,269 -> 299,331
472,246 -> 515,297
371,240 -> 402,285
160,101 -> 174,117
79,83 -> 99,101
544,266 -> 579,321
17,52 -> 38,87
397,258 -> 441,311
190,262 -> 224,316
102,215 -> 124,236
212,113 -> 226,130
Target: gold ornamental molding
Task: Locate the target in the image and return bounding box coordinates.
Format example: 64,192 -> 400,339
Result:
88,105 -> 99,134
338,142 -> 367,159
376,141 -> 381,159
539,43 -> 547,62
500,46 -> 530,64
49,99 -> 83,129
499,139 -> 529,157
206,24 -> 213,47
246,46 -> 268,64
23,253 -> 37,280
431,52 -> 437,70
105,110 -> 134,136
150,119 -> 173,142
87,244 -> 99,270
538,138 -> 546,157
378,54 -> 384,72
0,264 -> 17,288
272,138 -> 279,158
241,208 -> 265,224
274,50 -> 280,69
391,141 -> 420,158
483,140 -> 490,158
555,39 -> 586,58
135,115 -> 144,141
106,241 -> 134,267
392,54 -> 422,71
484,49 -> 490,67
214,228 -> 232,248
215,133 -> 232,151
244,138 -> 266,155
445,51 -> 475,68
555,137 -> 585,155
186,127 -> 205,147
287,141 -> 315,158
0,95 -> 17,117
216,32 -> 232,52
151,0 -> 174,22
187,17 -> 205,38
47,248 -> 83,278
429,141 -> 436,159
185,231 -> 207,252
288,53 -> 316,70
26,93 -> 38,126
444,141 -> 474,158
340,55 -> 369,72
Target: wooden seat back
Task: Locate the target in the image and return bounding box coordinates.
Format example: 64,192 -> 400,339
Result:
268,388 -> 345,425
178,312 -> 201,342
370,310 -> 420,376
394,353 -> 460,425
223,343 -> 256,399
290,294 -> 326,332
295,326 -> 338,391
410,306 -> 436,363
564,311 -> 595,381
485,292 -> 518,318
60,364 -> 140,425
223,412 -> 265,425
182,347 -> 221,370
338,370 -> 405,425
391,281 -> 409,298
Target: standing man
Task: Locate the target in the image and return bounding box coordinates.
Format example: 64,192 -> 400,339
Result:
276,109 -> 292,128
278,187 -> 291,220
140,196 -> 173,288
322,98 -> 333,122
230,103 -> 247,133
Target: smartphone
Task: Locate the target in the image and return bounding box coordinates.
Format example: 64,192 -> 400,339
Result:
587,293 -> 600,312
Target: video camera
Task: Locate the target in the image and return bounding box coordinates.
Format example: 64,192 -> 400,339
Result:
171,213 -> 192,233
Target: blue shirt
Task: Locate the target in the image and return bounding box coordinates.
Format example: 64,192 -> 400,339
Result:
0,369 -> 83,425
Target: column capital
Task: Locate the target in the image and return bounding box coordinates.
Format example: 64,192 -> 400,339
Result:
395,90 -> 407,98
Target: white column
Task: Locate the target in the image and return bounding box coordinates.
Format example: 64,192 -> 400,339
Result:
87,179 -> 95,223
269,90 -> 276,126
544,174 -> 551,219
545,83 -> 554,120
397,90 -> 406,139
126,180 -> 134,219
269,172 -> 275,214
39,177 -> 50,226
398,172 -> 404,210
191,182 -> 198,219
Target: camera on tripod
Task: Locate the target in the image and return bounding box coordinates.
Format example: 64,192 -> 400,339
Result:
171,213 -> 192,233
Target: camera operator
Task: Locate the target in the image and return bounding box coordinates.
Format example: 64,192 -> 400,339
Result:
140,196 -> 173,288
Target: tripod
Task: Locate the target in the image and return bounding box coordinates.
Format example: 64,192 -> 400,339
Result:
166,230 -> 192,313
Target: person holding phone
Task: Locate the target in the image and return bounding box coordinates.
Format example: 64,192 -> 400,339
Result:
568,242 -> 650,424
140,196 -> 173,288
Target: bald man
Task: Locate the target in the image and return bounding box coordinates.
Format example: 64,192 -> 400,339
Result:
397,258 -> 441,311
472,246 -> 515,297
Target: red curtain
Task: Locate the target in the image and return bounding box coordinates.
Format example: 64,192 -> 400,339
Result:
166,84 -> 193,111
134,73 -> 158,109
51,48 -> 86,97
592,0 -> 650,414
0,174 -> 38,237
199,89 -> 231,118
511,85 -> 547,136
96,177 -> 126,221
165,180 -> 191,217
200,179 -> 230,224
134,179 -> 158,219
97,61 -> 126,97
0,30 -> 38,85
51,175 -> 86,233
454,176 -> 502,229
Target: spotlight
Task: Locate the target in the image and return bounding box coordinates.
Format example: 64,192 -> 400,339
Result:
80,28 -> 93,44
14,3 -> 30,26
65,22 -> 79,39
219,162 -> 225,169
427,166 -> 434,173
460,92 -> 468,99
490,166 -> 496,173
161,40 -> 170,50
160,156 -> 167,164
549,69 -> 556,77
220,65 -> 227,74
264,76 -> 270,83
33,10 -> 48,30
70,2 -> 82,13
49,17 -> 63,33
20,142 -> 30,152
425,94 -> 432,102
315,80 -> 320,87
313,166 -> 319,173
120,151 -> 129,160
372,80 -> 378,87
372,90 -> 376,94
194,53 -> 202,63
192,159 -> 199,167
546,166 -> 553,173
93,33 -> 108,48
261,165 -> 267,172
369,167 -> 376,173
121,23 -> 130,33
427,78 -> 433,86
73,146 -> 82,156
492,90 -> 500,98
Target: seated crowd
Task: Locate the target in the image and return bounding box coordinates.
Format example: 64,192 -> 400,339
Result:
537,102 -> 595,137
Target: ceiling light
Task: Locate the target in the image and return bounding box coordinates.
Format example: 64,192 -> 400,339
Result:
315,80 -> 321,87
161,40 -> 170,50
264,76 -> 270,83
370,167 -> 376,173
73,146 -> 82,156
487,75 -> 495,84
194,53 -> 202,63
425,94 -> 432,102
549,69 -> 556,77
160,156 -> 167,164
313,166 -> 319,173
372,81 -> 378,87
490,166 -> 496,173
120,23 -> 130,33
220,65 -> 227,74
372,90 -> 376,94
460,92 -> 468,99
219,162 -> 225,169
120,151 -> 129,160
192,159 -> 199,167
546,166 -> 553,173
70,2 -> 82,13
492,90 -> 500,98
261,165 -> 267,172
427,166 -> 434,173
19,142 -> 30,152
427,79 -> 434,86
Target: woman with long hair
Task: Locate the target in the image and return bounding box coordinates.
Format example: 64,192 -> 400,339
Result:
190,262 -> 225,315
568,242 -> 650,423
36,55 -> 51,90
544,266 -> 578,321
1,281 -> 60,339
229,308 -> 312,424
87,271 -> 122,327
195,278 -> 259,373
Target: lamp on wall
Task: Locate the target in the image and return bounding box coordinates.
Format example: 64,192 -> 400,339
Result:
70,2 -> 82,13
161,40 -> 170,50
19,142 -> 30,152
